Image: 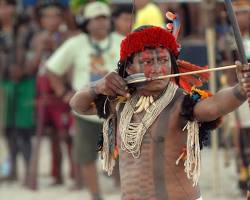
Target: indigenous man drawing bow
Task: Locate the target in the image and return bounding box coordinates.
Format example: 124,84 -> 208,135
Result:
70,15 -> 250,200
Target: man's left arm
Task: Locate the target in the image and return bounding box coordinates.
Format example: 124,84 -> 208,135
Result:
194,63 -> 250,122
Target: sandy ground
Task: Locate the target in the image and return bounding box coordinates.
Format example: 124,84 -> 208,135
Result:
0,137 -> 246,200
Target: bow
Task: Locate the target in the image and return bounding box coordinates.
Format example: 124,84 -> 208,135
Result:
224,0 -> 250,107
224,0 -> 250,199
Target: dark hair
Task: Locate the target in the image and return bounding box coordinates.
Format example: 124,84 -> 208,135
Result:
36,0 -> 64,18
0,0 -> 16,5
112,4 -> 133,18
37,0 -> 63,8
74,7 -> 86,31
170,53 -> 180,86
76,19 -> 89,33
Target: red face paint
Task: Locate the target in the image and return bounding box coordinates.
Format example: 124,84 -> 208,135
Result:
160,65 -> 167,74
129,48 -> 171,78
139,51 -> 154,78
144,65 -> 153,78
157,48 -> 169,75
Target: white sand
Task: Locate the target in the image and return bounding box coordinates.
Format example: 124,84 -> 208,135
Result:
0,137 -> 245,200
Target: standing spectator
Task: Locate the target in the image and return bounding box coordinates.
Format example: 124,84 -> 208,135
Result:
112,4 -> 133,36
215,5 -> 238,168
46,2 -> 123,199
0,0 -> 35,185
26,1 -> 74,186
133,0 -> 164,29
235,100 -> 250,194
234,0 -> 250,61
231,0 -> 250,194
217,0 -> 250,194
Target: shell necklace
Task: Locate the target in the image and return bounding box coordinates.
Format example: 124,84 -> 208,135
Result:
119,82 -> 178,158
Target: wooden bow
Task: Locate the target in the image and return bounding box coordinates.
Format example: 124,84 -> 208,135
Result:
224,0 -> 250,199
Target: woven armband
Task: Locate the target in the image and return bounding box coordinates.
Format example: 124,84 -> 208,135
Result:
181,87 -> 221,149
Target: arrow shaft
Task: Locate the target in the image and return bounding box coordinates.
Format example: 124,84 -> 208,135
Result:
126,64 -> 241,84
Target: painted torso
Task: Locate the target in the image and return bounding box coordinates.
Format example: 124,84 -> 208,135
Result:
117,89 -> 201,200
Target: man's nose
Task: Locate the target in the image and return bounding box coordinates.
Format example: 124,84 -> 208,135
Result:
151,62 -> 163,73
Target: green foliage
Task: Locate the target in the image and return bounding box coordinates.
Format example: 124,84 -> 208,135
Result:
69,0 -> 110,13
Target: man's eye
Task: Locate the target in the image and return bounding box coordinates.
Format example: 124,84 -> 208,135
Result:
140,60 -> 154,65
158,58 -> 169,64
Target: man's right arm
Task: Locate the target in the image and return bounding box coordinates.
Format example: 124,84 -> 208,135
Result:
70,72 -> 130,115
69,84 -> 99,115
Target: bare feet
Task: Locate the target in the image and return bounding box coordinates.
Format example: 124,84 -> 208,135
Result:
68,183 -> 84,191
92,193 -> 103,200
0,175 -> 18,183
50,178 -> 64,186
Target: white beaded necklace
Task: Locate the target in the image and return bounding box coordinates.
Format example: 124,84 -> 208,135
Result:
119,82 -> 178,158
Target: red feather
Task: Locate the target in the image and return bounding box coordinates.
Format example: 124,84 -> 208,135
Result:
181,76 -> 203,87
175,60 -> 210,92
177,60 -> 210,81
179,79 -> 192,92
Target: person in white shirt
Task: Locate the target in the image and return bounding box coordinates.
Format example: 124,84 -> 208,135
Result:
46,2 -> 123,200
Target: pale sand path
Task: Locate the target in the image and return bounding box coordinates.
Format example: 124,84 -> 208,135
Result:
0,137 -> 246,200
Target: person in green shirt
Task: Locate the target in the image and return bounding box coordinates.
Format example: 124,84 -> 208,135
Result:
0,0 -> 36,184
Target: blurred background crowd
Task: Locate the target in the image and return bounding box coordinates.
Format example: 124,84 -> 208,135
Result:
0,0 -> 250,200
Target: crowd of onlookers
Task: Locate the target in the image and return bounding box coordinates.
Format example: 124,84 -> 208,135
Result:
0,0 -> 250,199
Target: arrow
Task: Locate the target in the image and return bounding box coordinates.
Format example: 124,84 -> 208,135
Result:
125,64 -> 247,85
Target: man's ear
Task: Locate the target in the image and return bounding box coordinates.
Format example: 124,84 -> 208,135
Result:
126,66 -> 133,75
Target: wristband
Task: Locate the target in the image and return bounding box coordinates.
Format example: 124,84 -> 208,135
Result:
89,82 -> 99,99
233,84 -> 246,101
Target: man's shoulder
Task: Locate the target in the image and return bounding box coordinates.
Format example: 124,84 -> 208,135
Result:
174,87 -> 187,101
174,88 -> 186,108
161,87 -> 187,116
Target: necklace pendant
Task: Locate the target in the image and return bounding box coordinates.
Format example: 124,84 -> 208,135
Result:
134,95 -> 154,114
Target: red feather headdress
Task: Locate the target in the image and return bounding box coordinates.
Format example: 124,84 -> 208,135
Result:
120,26 -> 210,92
120,26 -> 180,61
